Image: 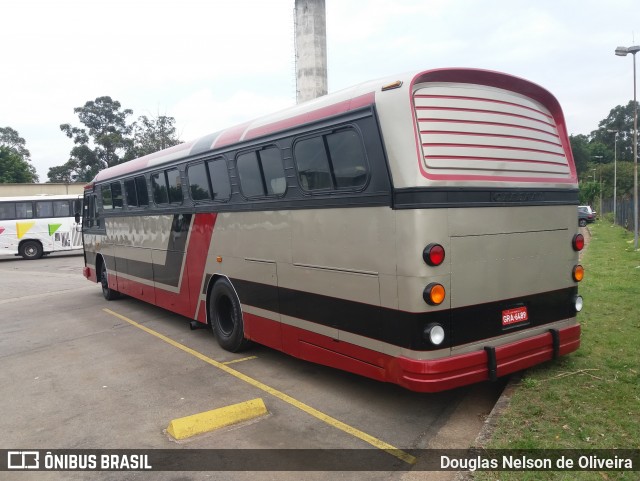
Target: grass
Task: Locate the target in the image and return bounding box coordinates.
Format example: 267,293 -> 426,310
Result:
473,221 -> 640,481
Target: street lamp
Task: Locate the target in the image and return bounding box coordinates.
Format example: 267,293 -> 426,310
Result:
607,129 -> 619,223
615,44 -> 640,250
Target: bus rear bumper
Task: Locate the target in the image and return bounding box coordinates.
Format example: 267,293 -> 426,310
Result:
394,324 -> 581,393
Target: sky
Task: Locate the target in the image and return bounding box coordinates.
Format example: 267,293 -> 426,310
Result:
1,0 -> 640,181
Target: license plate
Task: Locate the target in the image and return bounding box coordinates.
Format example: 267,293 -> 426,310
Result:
502,306 -> 529,327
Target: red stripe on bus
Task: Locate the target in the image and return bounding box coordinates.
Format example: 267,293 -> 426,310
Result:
422,143 -> 566,157
414,94 -> 555,120
415,106 -> 556,128
420,130 -> 563,148
244,92 -> 376,141
417,118 -> 560,140
423,155 -> 569,168
212,121 -> 253,149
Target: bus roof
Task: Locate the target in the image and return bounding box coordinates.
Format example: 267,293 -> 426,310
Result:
92,67 -> 575,187
0,194 -> 81,202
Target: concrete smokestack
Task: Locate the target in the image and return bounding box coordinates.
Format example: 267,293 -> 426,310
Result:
294,0 -> 328,103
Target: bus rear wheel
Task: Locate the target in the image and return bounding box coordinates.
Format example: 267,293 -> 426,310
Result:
209,278 -> 250,352
100,261 -> 120,300
19,240 -> 43,260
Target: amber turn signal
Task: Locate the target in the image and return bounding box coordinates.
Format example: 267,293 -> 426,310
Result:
423,283 -> 446,305
572,265 -> 584,282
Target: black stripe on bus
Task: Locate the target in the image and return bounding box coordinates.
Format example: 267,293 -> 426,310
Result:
229,277 -> 577,351
393,187 -> 579,209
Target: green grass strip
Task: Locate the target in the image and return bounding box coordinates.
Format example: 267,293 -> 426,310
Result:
475,221 -> 640,481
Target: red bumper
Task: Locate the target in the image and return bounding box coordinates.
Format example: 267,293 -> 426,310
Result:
393,324 -> 581,392
83,266 -> 96,282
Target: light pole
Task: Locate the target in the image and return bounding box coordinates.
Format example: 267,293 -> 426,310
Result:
615,44 -> 640,250
607,129 -> 619,224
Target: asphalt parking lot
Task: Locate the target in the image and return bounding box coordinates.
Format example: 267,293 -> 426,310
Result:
0,252 -> 504,481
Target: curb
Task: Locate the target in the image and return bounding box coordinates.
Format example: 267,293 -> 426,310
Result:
166,398 -> 268,440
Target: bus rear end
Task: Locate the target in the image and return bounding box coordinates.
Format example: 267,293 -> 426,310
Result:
378,69 -> 582,392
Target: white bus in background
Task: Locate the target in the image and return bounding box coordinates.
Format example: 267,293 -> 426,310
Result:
0,194 -> 83,260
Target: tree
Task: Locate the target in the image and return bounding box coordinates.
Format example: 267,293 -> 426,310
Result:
53,96 -> 134,182
0,126 -> 31,159
590,101 -> 638,162
0,146 -> 38,183
569,134 -> 590,178
0,127 -> 38,183
130,115 -> 182,158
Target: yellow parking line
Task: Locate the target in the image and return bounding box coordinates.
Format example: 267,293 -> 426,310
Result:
103,308 -> 415,465
223,356 -> 258,365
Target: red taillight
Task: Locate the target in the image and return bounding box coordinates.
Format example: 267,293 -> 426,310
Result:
423,243 -> 445,266
572,233 -> 584,251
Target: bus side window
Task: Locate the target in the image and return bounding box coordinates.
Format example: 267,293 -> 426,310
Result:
260,147 -> 286,196
187,162 -> 211,201
237,147 -> 286,198
36,201 -> 53,218
152,172 -> 169,205
207,158 -> 231,201
293,128 -> 368,191
135,176 -> 149,206
124,178 -> 138,207
326,129 -> 368,189
101,185 -> 113,210
53,200 -> 71,217
111,182 -> 123,209
0,202 -> 16,220
16,202 -> 33,219
166,168 -> 183,204
294,137 -> 332,191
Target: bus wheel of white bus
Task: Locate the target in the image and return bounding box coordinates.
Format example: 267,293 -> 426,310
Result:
19,240 -> 43,260
209,278 -> 250,352
100,262 -> 120,301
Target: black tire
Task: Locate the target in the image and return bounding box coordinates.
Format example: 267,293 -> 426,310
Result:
579,219 -> 587,227
100,261 -> 120,301
209,278 -> 250,352
19,240 -> 43,260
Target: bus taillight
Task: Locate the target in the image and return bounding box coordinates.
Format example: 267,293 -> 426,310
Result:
572,234 -> 584,251
423,283 -> 446,305
423,243 -> 445,266
423,323 -> 445,345
572,265 -> 584,282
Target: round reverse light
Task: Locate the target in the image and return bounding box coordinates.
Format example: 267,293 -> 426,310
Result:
424,323 -> 445,345
423,283 -> 446,305
572,265 -> 584,282
574,295 -> 584,312
423,243 -> 445,266
572,233 -> 585,251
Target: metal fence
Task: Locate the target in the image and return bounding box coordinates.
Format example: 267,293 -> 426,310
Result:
598,197 -> 639,231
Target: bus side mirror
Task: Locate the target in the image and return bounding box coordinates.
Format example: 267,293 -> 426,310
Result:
75,213 -> 81,223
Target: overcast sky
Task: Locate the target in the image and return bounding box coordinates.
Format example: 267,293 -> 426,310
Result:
1,0 -> 639,181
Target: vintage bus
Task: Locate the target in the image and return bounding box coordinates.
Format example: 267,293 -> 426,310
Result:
81,68 -> 584,392
0,194 -> 83,259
